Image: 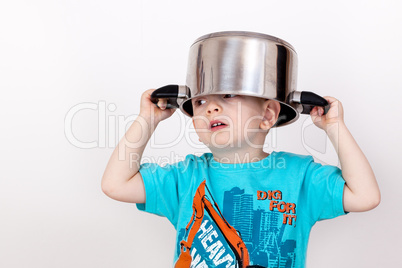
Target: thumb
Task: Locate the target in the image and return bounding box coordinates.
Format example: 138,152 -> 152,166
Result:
310,106 -> 323,124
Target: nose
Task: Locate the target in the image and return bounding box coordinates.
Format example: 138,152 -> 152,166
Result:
206,100 -> 221,115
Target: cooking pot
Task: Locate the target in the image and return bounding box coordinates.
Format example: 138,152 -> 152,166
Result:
150,31 -> 329,127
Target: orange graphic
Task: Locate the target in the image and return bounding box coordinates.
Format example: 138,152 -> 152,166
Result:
257,190 -> 282,200
175,180 -> 250,268
256,189 -> 297,226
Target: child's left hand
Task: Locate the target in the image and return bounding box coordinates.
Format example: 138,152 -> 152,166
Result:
310,96 -> 345,133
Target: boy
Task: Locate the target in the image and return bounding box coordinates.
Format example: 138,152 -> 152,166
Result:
101,89 -> 380,267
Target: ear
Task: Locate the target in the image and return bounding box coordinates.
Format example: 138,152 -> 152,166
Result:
260,99 -> 281,130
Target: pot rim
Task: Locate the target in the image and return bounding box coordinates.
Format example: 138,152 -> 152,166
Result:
191,31 -> 297,54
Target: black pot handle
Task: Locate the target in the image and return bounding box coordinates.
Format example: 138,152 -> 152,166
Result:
150,85 -> 180,109
290,91 -> 330,115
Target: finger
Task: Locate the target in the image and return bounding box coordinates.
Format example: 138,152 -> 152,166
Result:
322,96 -> 338,104
142,88 -> 156,100
146,88 -> 155,94
318,106 -> 324,116
310,106 -> 318,116
157,98 -> 167,110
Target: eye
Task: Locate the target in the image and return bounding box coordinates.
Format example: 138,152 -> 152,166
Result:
223,94 -> 237,99
195,99 -> 206,106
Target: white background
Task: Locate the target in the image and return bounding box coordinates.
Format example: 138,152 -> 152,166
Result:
1,0 -> 401,267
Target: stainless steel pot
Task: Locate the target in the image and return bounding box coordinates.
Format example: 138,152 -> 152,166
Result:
151,31 -> 329,127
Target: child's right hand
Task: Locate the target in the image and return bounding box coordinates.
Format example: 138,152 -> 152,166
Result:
139,88 -> 177,124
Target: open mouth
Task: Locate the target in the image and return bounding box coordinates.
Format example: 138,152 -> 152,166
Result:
210,121 -> 227,131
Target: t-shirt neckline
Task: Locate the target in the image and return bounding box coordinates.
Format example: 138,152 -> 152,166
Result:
207,151 -> 277,171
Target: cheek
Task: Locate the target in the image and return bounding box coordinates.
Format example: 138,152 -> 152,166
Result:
192,117 -> 209,131
241,112 -> 263,129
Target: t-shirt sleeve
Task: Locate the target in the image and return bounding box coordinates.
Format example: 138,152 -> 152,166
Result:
302,157 -> 347,223
135,160 -> 182,225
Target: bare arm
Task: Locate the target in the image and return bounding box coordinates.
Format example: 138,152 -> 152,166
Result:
101,89 -> 175,203
311,97 -> 381,212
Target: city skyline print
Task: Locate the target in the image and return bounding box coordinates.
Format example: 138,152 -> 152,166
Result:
176,181 -> 297,268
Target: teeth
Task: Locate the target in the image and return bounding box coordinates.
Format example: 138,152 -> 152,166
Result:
212,123 -> 223,127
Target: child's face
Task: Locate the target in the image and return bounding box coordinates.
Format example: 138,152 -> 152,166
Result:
191,94 -> 277,150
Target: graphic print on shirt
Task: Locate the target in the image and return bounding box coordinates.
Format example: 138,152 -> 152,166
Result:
175,180 -> 297,268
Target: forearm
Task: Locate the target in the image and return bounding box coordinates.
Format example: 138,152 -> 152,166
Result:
327,122 -> 380,209
101,114 -> 157,189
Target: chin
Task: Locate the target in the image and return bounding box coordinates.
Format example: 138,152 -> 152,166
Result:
210,139 -> 241,149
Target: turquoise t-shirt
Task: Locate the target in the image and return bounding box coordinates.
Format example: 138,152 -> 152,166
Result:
137,151 -> 346,268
